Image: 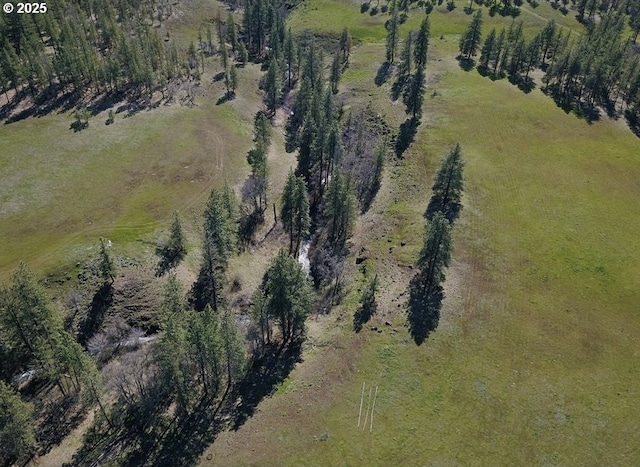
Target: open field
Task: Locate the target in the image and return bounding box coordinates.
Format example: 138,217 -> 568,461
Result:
202,1 -> 640,465
0,6 -> 266,282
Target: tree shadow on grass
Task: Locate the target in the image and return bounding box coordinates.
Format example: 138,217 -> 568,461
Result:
395,117 -> 419,157
457,57 -> 475,72
216,92 -> 235,105
78,283 -> 113,346
625,109 -> 640,137
353,300 -> 377,333
390,77 -> 405,101
33,390 -> 88,457
407,279 -> 443,346
374,61 -> 392,86
232,341 -> 302,431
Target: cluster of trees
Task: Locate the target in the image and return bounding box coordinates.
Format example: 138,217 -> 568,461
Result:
573,0 -> 640,32
478,19 -> 563,83
0,0 -> 185,100
155,275 -> 246,417
408,144 -> 464,344
393,17 -> 431,119
462,9 -> 640,126
544,12 -> 640,116
0,263 -> 108,463
251,250 -> 314,346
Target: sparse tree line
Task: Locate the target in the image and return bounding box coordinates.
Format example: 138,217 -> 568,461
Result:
408,143 -> 465,344
460,8 -> 640,128
0,0 -> 186,101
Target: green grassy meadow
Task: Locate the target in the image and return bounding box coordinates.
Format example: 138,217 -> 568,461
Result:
0,61 -> 265,283
203,1 -> 640,466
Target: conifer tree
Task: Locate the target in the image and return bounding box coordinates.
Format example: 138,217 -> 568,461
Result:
403,65 -> 426,119
459,10 -> 483,62
385,0 -> 400,64
339,27 -> 353,66
0,381 -> 36,466
479,28 -> 497,70
395,31 -> 413,92
426,143 -> 464,221
263,250 -> 313,344
414,17 -> 431,70
330,51 -> 341,94
265,57 -> 280,115
408,212 -> 452,343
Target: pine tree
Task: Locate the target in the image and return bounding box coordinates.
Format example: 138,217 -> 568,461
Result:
426,143 -> 464,221
263,250 -> 313,344
227,12 -> 237,54
281,170 -> 310,255
238,41 -> 248,66
230,65 -> 238,95
414,17 -> 431,70
403,64 -> 426,119
385,0 -> 400,64
265,57 -> 280,115
459,10 -> 483,62
220,308 -> 246,394
490,28 -> 506,76
479,28 -> 497,70
192,189 -> 236,311
408,212 -> 452,343
187,304 -> 222,399
395,31 -> 413,91
0,381 -> 36,466
339,27 -> 353,66
330,51 -> 341,94
324,171 -> 356,248
284,28 -> 297,88
158,211 -> 187,272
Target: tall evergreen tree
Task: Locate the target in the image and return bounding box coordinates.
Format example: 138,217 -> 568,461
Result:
408,211 -> 452,343
403,65 -> 426,119
426,143 -> 464,221
324,171 -> 356,249
265,57 -> 280,115
385,0 -> 401,64
0,381 -> 36,466
414,17 -> 431,70
459,10 -> 483,62
479,28 -> 497,70
263,250 -> 313,344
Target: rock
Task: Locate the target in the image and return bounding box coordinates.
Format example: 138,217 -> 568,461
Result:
371,326 -> 378,332
319,432 -> 329,441
356,256 -> 368,265
387,238 -> 392,243
384,321 -> 392,326
401,241 -> 407,246
377,329 -> 383,333
389,247 -> 394,253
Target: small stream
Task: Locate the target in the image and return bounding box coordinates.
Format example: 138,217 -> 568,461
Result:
298,240 -> 311,275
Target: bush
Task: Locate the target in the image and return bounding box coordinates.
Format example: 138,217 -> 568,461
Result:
361,2 -> 370,12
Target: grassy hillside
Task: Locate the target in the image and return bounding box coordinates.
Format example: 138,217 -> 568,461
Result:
202,2 -> 640,466
0,0 -> 265,282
